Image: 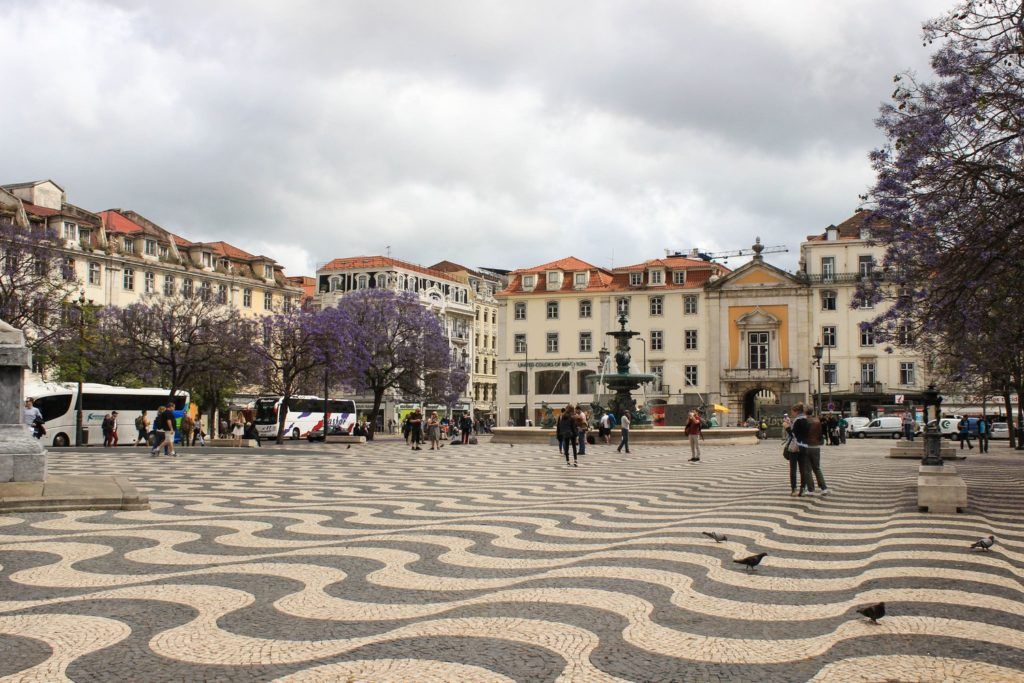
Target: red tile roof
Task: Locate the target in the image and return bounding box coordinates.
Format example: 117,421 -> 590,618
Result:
22,202 -> 59,217
807,210 -> 890,241
617,255 -> 724,272
320,256 -> 458,283
99,210 -> 144,234
429,260 -> 482,277
499,255 -> 727,296
512,256 -> 603,275
200,241 -> 260,261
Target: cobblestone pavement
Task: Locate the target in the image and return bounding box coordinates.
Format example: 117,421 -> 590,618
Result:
1,438 -> 1023,682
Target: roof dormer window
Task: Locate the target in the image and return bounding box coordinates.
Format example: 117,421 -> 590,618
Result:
202,252 -> 212,267
144,239 -> 157,256
574,272 -> 588,288
264,264 -> 273,279
546,271 -> 562,290
522,275 -> 535,289
629,272 -> 642,286
672,270 -> 686,285
649,269 -> 664,285
122,239 -> 135,254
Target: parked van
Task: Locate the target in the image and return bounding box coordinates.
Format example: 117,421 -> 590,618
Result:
928,415 -> 963,439
852,416 -> 905,439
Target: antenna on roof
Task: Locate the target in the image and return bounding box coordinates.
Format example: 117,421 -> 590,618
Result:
385,245 -> 391,258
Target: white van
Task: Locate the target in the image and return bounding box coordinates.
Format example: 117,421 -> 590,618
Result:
853,416 -> 905,439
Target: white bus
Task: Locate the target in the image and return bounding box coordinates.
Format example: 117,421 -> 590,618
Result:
25,382 -> 190,448
253,395 -> 357,439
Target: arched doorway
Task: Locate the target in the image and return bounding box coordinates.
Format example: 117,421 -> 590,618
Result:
742,387 -> 778,421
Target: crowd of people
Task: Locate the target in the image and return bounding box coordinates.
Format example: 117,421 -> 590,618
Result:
399,411 -> 490,450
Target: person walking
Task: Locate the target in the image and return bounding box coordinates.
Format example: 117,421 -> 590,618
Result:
977,417 -> 990,453
685,409 -> 703,462
616,411 -> 631,454
409,409 -> 423,450
957,416 -> 973,450
787,403 -> 813,496
231,418 -> 244,446
803,406 -> 830,495
180,413 -> 195,447
460,413 -> 473,445
556,406 -> 578,466
598,411 -> 611,444
23,398 -> 44,439
838,413 -> 848,444
134,411 -> 150,446
149,406 -> 165,456
427,412 -> 441,450
575,408 -> 589,456
157,403 -> 177,457
101,412 -> 115,447
902,410 -> 915,442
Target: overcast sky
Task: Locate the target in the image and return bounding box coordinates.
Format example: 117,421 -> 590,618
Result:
1,0 -> 940,276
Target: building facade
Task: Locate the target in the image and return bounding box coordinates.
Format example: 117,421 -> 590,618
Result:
496,214 -> 928,425
429,261 -> 509,420
1,180 -> 301,318
315,256 -> 475,423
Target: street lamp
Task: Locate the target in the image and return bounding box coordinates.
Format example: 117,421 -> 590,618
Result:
73,289 -> 87,447
812,342 -> 824,415
518,338 -> 529,426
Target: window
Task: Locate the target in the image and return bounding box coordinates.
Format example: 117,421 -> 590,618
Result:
357,274 -> 368,289
821,289 -> 837,311
649,296 -> 663,316
579,300 -> 592,318
650,364 -> 664,389
88,262 -> 101,286
683,295 -> 698,315
546,301 -> 559,319
182,278 -> 194,297
574,272 -> 587,287
159,245 -> 168,258
673,271 -> 686,285
897,324 -> 914,346
649,270 -> 663,285
546,271 -> 560,286
33,257 -> 48,277
684,365 -> 699,386
900,362 -> 916,385
123,239 -> 135,254
535,370 -> 569,394
859,255 -> 875,277
860,325 -> 875,346
820,256 -> 835,281
514,302 -> 526,320
509,371 -> 527,395
199,281 -> 211,301
824,363 -> 837,386
546,332 -> 559,353
264,264 -> 273,279
163,275 -> 174,296
579,331 -> 592,353
202,252 -> 212,267
123,268 -> 134,290
822,326 -> 836,347
144,271 -> 155,294
514,333 -> 527,354
216,283 -> 227,304
283,297 -> 292,312
685,329 -> 698,350
858,293 -> 874,309
264,292 -> 273,309
748,331 -> 769,369
144,239 -> 157,256
629,272 -> 642,286
650,330 -> 663,351
62,222 -> 78,241
617,297 -> 630,315
522,275 -> 535,289
861,362 -> 876,385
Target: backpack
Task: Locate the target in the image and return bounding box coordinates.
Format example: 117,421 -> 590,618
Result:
135,415 -> 145,431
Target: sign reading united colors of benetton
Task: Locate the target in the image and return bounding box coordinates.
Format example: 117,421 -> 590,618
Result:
516,361 -> 591,368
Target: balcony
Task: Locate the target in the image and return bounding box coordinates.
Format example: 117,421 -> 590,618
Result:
805,270 -> 885,284
722,367 -> 793,381
647,383 -> 670,395
852,381 -> 885,394
448,329 -> 470,343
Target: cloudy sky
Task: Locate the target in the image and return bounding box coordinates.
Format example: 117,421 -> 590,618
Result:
1,0 -> 940,276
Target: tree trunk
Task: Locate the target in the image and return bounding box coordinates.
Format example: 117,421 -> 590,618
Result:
368,387 -> 385,442
1003,388 -> 1015,449
1016,381 -> 1024,450
276,390 -> 290,445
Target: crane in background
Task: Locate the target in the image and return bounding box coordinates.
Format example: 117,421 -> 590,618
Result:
665,237 -> 788,264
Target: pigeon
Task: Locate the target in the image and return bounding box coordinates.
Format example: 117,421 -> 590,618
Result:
970,535 -> 995,551
856,602 -> 886,623
702,531 -> 728,543
733,552 -> 767,570
510,444 -> 514,448
346,445 -> 351,449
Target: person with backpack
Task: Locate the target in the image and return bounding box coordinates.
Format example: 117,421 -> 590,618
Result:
134,411 -> 150,446
977,417 -> 990,453
957,416 -> 973,450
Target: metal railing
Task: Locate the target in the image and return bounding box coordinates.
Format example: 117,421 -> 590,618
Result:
804,271 -> 884,284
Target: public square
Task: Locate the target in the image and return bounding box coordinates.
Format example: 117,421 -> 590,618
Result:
1,437 -> 1022,682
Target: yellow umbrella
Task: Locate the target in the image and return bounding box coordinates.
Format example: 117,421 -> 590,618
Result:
713,404 -> 730,413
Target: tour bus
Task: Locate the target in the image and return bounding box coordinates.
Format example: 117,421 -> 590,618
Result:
252,395 -> 357,439
25,382 -> 190,448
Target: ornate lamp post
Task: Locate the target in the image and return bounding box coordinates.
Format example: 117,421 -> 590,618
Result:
74,289 -> 87,447
921,384 -> 944,466
519,339 -> 529,426
812,342 -> 824,415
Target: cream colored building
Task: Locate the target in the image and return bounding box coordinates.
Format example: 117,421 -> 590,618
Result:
497,214 -> 927,425
315,256 -> 475,422
430,261 -> 508,420
1,180 -> 301,318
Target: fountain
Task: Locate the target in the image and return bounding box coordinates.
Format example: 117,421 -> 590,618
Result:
602,313 -> 657,422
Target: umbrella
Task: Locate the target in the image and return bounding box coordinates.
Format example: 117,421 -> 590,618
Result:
713,404 -> 730,413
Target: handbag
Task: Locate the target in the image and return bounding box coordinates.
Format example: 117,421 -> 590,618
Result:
783,437 -> 799,459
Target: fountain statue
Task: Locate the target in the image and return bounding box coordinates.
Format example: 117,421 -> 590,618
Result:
602,313 -> 657,423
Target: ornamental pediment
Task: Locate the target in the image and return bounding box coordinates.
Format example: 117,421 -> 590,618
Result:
735,308 -> 781,328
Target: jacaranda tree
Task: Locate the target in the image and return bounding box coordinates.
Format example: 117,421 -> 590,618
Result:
324,289 -> 468,438
864,0 -> 1024,436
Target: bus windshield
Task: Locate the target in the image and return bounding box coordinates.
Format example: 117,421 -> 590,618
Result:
254,398 -> 279,424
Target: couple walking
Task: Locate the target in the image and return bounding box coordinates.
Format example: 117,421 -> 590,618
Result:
556,404 -> 590,467
784,403 -> 830,497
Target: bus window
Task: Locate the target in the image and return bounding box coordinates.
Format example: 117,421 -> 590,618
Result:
33,394 -> 73,422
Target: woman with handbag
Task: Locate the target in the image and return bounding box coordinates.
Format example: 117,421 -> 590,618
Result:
785,403 -> 813,496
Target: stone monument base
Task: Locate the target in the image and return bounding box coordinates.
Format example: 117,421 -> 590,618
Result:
0,423 -> 47,482
0,475 -> 149,513
917,464 -> 967,514
888,444 -> 963,460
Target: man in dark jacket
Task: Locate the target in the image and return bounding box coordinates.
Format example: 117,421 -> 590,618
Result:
556,406 -> 578,466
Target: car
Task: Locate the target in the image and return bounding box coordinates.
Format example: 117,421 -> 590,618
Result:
852,416 -> 906,439
990,422 -> 1009,440
306,424 -> 348,442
